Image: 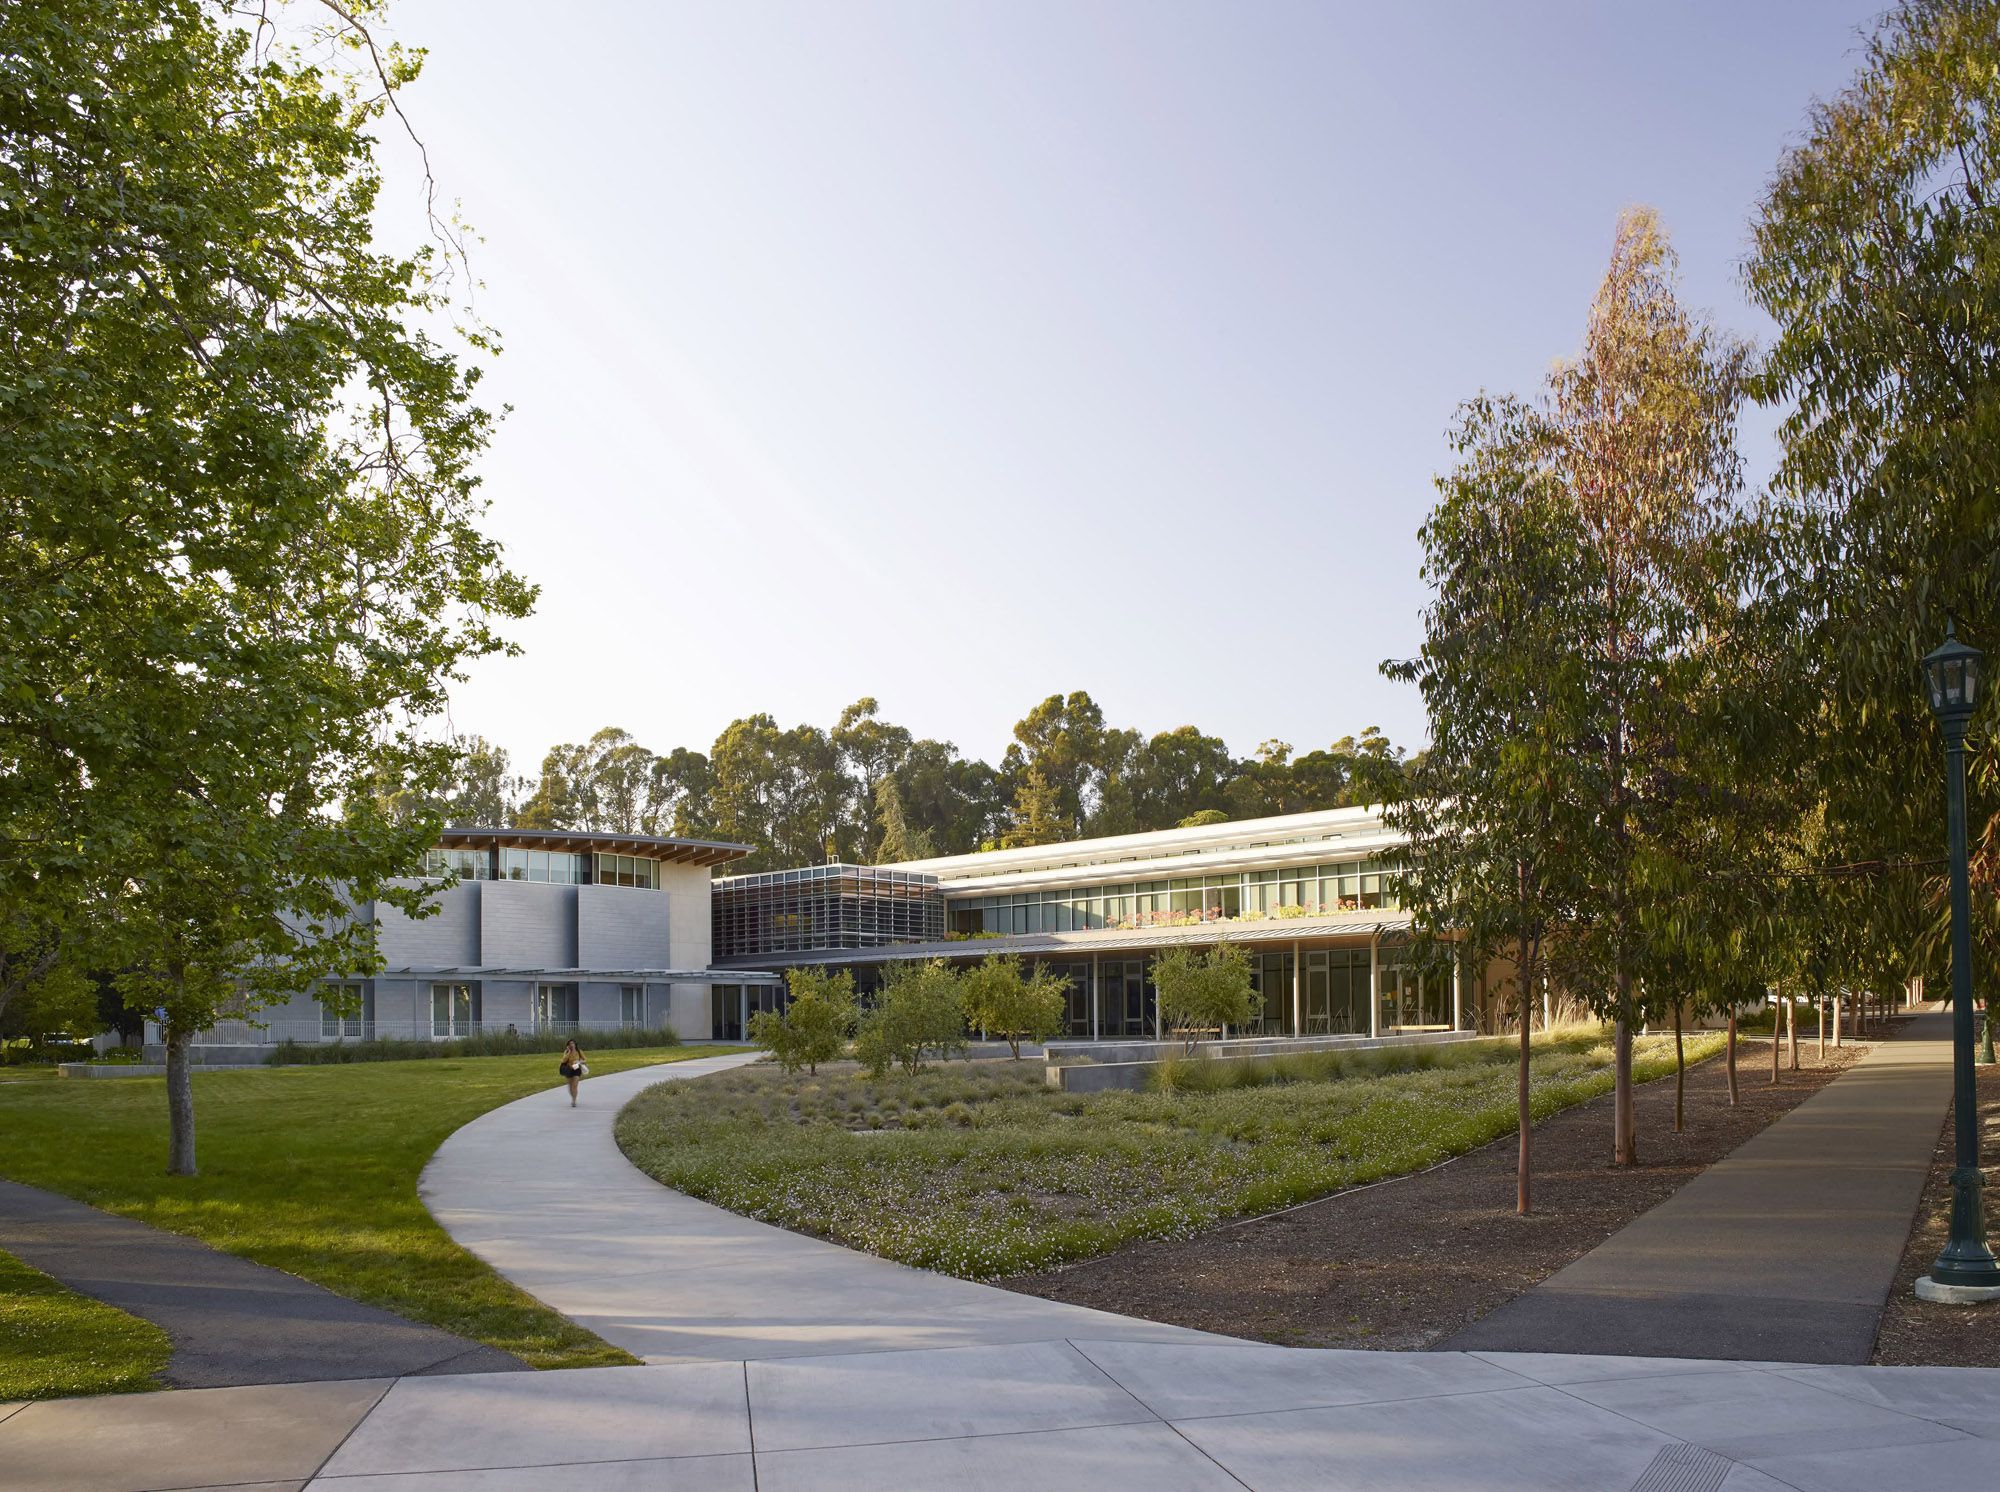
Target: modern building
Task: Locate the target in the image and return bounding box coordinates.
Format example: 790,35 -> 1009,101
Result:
708,806 -> 1466,1042
174,827 -> 781,1053
177,807 -> 1466,1054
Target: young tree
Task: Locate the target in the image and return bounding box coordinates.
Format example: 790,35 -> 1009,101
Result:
1,1 -> 534,1172
854,960 -> 967,1075
750,968 -> 857,1075
1385,393 -> 1600,1212
962,955 -> 1069,1058
1153,942 -> 1260,1048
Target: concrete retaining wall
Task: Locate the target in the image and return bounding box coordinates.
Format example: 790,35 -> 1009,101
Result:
1045,1028 -> 1483,1093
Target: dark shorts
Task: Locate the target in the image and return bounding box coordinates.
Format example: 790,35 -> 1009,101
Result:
559,1062 -> 580,1079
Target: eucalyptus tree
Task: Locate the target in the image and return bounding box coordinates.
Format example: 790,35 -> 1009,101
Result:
1540,207 -> 1751,1166
1749,0 -> 2000,954
1384,394 -> 1601,1212
0,0 -> 533,1172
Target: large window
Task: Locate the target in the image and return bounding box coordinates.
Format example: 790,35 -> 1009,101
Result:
943,860 -> 1405,937
499,848 -> 588,884
319,982 -> 373,1040
594,854 -> 661,890
431,982 -> 481,1037
712,865 -> 945,958
422,847 -> 493,881
620,985 -> 646,1027
535,983 -> 579,1030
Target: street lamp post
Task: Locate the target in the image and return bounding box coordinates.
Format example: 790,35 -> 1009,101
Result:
1916,623 -> 2000,1301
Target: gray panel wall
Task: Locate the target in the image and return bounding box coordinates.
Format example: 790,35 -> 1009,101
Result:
577,886 -> 671,967
480,881 -> 578,967
375,879 -> 481,967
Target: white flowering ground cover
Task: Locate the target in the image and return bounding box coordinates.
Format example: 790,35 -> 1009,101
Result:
615,1030 -> 1723,1280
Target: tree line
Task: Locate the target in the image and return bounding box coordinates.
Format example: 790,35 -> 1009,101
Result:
1387,1 -> 2000,1211
421,697 -> 1408,871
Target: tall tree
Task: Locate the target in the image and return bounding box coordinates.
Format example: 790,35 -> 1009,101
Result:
1544,206 -> 1749,1166
833,698 -> 912,860
0,0 -> 533,1172
1748,0 -> 2000,949
1004,691 -> 1114,839
1386,392 -> 1601,1212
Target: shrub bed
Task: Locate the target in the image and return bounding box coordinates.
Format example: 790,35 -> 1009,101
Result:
617,1028 -> 1721,1279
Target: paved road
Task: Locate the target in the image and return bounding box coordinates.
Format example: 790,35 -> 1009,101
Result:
0,1178 -> 523,1387
1445,1012 -> 1953,1363
419,1048 -> 1226,1362
6,1338 -> 1998,1490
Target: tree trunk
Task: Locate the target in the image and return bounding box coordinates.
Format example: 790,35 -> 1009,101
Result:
1517,934 -> 1533,1215
165,1028 -> 198,1177
1613,1009 -> 1637,1166
1672,999 -> 1685,1133
1817,997 -> 1826,1062
1833,992 -> 1842,1049
1787,989 -> 1799,1070
1770,984 -> 1782,1084
1726,1008 -> 1739,1106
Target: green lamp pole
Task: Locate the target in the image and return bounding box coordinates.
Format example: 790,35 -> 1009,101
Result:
1919,623 -> 2000,1297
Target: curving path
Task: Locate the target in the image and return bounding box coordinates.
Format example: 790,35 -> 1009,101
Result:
419,1049 -> 1227,1363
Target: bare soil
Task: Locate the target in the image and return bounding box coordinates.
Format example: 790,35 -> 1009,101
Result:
1001,1030 -> 1873,1350
1874,1055 -> 2000,1365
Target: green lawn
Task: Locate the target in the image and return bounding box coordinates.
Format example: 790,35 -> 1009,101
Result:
0,1247 -> 170,1400
617,1030 -> 1722,1280
0,1047 -> 745,1371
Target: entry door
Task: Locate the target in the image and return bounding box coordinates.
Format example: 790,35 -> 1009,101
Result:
535,984 -> 579,1031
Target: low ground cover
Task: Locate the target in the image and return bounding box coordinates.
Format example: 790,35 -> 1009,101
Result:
0,1046 -> 741,1370
0,1247 -> 169,1400
617,1028 -> 1721,1279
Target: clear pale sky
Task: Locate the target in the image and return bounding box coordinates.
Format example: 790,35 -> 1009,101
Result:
383,0 -> 1884,778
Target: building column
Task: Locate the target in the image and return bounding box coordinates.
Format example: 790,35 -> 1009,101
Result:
1090,953 -> 1100,1040
1368,931 -> 1381,1039
1153,956 -> 1163,1041
738,985 -> 749,1043
1292,940 -> 1303,1036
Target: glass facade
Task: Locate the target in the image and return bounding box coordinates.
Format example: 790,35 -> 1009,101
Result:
946,859 -> 1401,936
318,982 -> 373,1040
534,983 -> 579,1029
418,844 -> 666,888
712,864 -> 945,959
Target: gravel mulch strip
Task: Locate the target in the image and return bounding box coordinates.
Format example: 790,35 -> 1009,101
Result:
1000,1031 -> 1873,1350
1874,1055 -> 2000,1366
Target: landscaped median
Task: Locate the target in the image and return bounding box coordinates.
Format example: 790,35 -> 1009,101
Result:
0,1045 -> 746,1375
615,1027 -> 1723,1280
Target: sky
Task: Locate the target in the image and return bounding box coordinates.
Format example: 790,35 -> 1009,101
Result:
375,0 -> 1888,779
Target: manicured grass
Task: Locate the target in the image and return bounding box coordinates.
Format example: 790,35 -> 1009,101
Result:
617,1030 -> 1723,1279
0,1047 -> 746,1371
0,1247 -> 170,1400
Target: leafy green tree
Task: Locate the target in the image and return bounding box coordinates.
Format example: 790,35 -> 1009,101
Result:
1153,942 -> 1260,1046
891,740 -> 1007,856
1748,0 -> 2000,989
1125,727 -> 1235,830
0,0 -> 533,1172
708,714 -> 848,871
1540,206 -> 1749,1167
1385,391 -> 1601,1212
1003,692 -> 1116,839
962,955 -> 1069,1058
874,777 -> 936,863
854,960 -> 967,1075
834,698 -> 913,861
749,968 -> 857,1074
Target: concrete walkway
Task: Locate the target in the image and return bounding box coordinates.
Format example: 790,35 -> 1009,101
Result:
420,1049 -> 1225,1362
0,1179 -> 523,1387
8,1340 -> 2000,1490
1446,1012 -> 1953,1364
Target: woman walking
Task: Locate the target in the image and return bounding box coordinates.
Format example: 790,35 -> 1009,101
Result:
559,1039 -> 588,1107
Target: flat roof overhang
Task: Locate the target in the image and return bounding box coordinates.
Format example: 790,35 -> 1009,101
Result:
381,965 -> 784,985
435,826 -> 754,868
711,911 -> 1416,970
